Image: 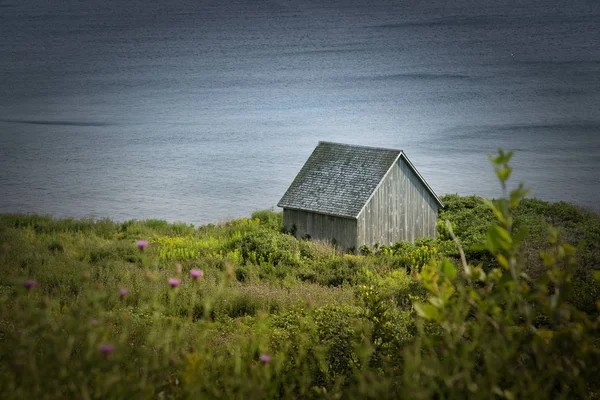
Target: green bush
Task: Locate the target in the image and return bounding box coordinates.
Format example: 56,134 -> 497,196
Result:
405,150 -> 600,398
304,255 -> 369,287
359,244 -> 373,256
313,304 -> 362,377
569,272 -> 600,315
298,239 -> 339,261
251,209 -> 283,231
357,274 -> 415,369
237,230 -> 301,267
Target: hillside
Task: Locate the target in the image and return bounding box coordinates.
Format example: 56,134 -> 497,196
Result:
1,158 -> 599,398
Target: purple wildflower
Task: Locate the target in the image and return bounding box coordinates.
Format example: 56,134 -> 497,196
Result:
23,280 -> 37,290
119,288 -> 128,298
136,240 -> 149,250
99,344 -> 114,355
168,278 -> 181,288
259,354 -> 272,364
190,269 -> 204,279
90,319 -> 99,326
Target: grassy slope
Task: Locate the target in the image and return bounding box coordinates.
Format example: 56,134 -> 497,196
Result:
0,195 -> 598,398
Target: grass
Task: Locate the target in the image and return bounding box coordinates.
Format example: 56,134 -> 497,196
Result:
0,172 -> 599,398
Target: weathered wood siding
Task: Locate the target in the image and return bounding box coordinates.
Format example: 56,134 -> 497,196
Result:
356,157 -> 438,246
283,209 -> 358,250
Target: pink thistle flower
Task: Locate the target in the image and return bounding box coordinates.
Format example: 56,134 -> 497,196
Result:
99,344 -> 114,355
23,280 -> 37,290
119,288 -> 128,298
190,269 -> 204,279
168,278 -> 181,288
259,354 -> 272,364
136,240 -> 149,250
90,319 -> 99,326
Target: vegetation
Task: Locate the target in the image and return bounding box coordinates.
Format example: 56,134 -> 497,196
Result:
0,151 -> 599,399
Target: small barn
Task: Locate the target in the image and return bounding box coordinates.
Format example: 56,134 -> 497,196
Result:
277,141 -> 444,251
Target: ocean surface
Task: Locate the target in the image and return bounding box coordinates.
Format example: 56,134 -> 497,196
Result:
1,0 -> 599,225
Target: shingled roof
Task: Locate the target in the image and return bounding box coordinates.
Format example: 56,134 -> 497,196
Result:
277,142 -> 444,218
278,142 -> 443,219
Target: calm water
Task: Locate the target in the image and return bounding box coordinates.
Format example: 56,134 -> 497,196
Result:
1,0 -> 599,225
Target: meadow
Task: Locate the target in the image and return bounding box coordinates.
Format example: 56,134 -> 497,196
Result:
0,152 -> 599,399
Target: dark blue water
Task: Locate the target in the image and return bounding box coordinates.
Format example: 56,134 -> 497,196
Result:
1,0 -> 599,224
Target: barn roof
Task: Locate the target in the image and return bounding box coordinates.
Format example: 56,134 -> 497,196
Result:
277,141 -> 444,218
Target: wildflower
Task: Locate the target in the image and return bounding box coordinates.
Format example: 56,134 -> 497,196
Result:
190,269 -> 204,279
99,344 -> 114,355
119,288 -> 128,298
90,319 -> 99,325
259,354 -> 272,364
168,278 -> 181,288
23,280 -> 37,290
136,240 -> 149,250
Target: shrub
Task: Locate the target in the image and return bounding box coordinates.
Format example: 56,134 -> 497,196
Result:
313,304 -> 362,376
406,150 -> 600,398
377,241 -> 443,272
304,255 -> 369,287
47,240 -> 64,253
359,244 -> 373,256
357,274 -> 415,368
251,209 -> 283,231
377,269 -> 427,310
298,239 -> 339,261
237,230 -> 301,267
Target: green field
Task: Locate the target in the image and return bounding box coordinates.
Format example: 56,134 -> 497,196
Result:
1,153 -> 599,399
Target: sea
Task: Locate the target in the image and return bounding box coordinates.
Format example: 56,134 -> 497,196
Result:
1,0 -> 599,225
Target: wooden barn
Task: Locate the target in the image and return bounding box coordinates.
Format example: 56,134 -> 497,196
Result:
277,141 -> 444,251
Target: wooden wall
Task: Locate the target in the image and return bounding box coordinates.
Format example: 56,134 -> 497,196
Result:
283,209 -> 358,250
356,157 -> 439,246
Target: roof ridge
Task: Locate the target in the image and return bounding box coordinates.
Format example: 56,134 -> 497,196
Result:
318,141 -> 403,153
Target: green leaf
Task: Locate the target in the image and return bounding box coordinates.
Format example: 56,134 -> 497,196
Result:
414,303 -> 440,321
429,297 -> 445,308
495,198 -> 510,218
493,225 -> 511,243
563,243 -> 576,256
471,243 -> 488,251
489,150 -> 514,166
482,198 -> 506,224
439,259 -> 457,280
486,225 -> 511,252
488,154 -> 500,166
509,183 -> 531,207
594,271 -> 600,284
547,226 -> 559,244
496,253 -> 509,269
496,167 -> 512,183
467,288 -> 481,302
